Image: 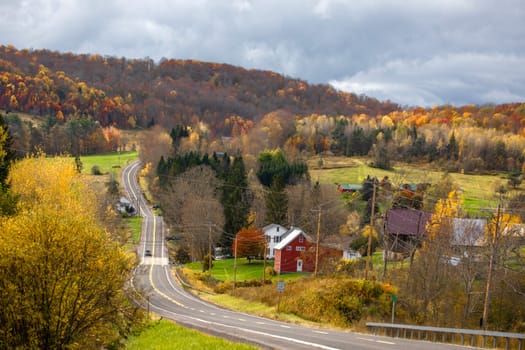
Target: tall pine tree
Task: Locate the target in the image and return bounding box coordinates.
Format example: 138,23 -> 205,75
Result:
0,113 -> 18,215
221,156 -> 251,251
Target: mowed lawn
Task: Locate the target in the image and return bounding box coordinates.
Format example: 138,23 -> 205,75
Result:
79,150 -> 138,178
185,258 -> 306,282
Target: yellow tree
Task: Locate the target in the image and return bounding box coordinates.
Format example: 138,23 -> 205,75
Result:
0,156 -> 141,349
482,209 -> 522,329
409,190 -> 462,323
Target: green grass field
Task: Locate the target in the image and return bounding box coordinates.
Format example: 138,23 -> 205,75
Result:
125,319 -> 258,350
309,156 -> 511,211
79,151 -> 138,178
185,258 -> 306,282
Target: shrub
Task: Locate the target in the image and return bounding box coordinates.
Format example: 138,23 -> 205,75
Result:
202,254 -> 213,272
91,165 -> 102,175
265,266 -> 276,277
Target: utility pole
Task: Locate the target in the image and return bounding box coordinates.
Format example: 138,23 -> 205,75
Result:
233,236 -> 238,295
263,244 -> 267,283
482,200 -> 502,329
314,207 -> 321,277
365,182 -> 377,280
208,223 -> 213,274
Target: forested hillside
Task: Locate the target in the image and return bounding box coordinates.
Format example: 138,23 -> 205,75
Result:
1,45 -> 525,174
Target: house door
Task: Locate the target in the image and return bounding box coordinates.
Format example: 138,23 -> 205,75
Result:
297,259 -> 303,272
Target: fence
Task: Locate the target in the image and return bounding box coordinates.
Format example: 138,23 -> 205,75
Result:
366,322 -> 525,349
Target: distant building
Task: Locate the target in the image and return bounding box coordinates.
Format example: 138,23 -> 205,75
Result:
116,196 -> 134,215
384,208 -> 432,254
337,184 -> 362,193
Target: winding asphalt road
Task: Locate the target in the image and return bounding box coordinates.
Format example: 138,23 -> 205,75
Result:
122,160 -> 473,350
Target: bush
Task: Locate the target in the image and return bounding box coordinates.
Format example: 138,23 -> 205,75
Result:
202,254 -> 213,272
91,165 -> 102,175
265,266 -> 276,277
280,278 -> 388,327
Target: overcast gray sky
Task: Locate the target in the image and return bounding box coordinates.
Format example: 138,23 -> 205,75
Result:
1,0 -> 524,107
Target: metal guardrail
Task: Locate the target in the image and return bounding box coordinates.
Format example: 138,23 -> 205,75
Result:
366,322 -> 525,350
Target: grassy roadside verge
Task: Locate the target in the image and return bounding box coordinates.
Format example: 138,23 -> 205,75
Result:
125,319 -> 259,350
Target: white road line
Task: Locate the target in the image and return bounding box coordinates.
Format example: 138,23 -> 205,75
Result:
178,314 -> 342,350
357,337 -> 375,342
377,340 -> 396,345
280,325 -> 291,328
256,322 -> 266,325
314,331 -> 329,334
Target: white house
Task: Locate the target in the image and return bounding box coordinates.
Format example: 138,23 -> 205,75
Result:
262,224 -> 288,259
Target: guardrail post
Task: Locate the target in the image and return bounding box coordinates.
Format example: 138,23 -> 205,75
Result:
482,335 -> 486,348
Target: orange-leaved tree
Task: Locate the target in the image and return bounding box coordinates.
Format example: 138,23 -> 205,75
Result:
234,227 -> 266,263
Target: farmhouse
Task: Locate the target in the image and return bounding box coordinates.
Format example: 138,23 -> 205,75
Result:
273,227 -> 344,273
262,223 -> 288,259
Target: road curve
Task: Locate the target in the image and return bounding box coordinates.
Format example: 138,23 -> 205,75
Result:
122,160 -> 474,350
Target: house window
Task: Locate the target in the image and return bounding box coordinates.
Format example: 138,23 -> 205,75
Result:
296,246 -> 305,251
275,236 -> 281,243
298,235 -> 304,243
286,245 -> 292,251
266,235 -> 270,242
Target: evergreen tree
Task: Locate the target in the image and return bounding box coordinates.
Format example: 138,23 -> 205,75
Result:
264,175 -> 288,226
446,132 -> 459,160
0,113 -> 16,190
360,176 -> 379,227
0,114 -> 17,216
169,124 -> 189,151
221,156 -> 252,250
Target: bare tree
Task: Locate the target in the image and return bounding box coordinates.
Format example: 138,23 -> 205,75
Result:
138,125 -> 172,166
158,165 -> 224,261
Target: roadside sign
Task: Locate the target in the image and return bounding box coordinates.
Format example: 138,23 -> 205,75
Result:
392,294 -> 397,302
277,281 -> 285,293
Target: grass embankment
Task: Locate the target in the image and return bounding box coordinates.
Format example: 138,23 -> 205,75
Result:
125,319 -> 259,350
181,254 -> 396,330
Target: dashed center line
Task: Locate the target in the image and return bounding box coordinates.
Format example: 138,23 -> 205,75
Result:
314,331 -> 328,334
377,340 -> 396,345
357,337 -> 375,342
280,325 -> 291,329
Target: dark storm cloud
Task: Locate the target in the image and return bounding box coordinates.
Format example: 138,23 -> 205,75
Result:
1,0 -> 523,106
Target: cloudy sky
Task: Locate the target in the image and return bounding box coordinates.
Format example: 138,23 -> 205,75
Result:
1,0 -> 524,107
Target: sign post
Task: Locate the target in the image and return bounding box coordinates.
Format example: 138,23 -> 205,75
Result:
277,280 -> 285,313
391,294 -> 396,324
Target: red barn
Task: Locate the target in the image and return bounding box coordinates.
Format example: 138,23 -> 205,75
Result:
274,227 -> 343,273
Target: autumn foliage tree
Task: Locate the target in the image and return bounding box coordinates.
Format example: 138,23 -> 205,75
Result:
0,156 -> 141,349
234,227 -> 266,262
